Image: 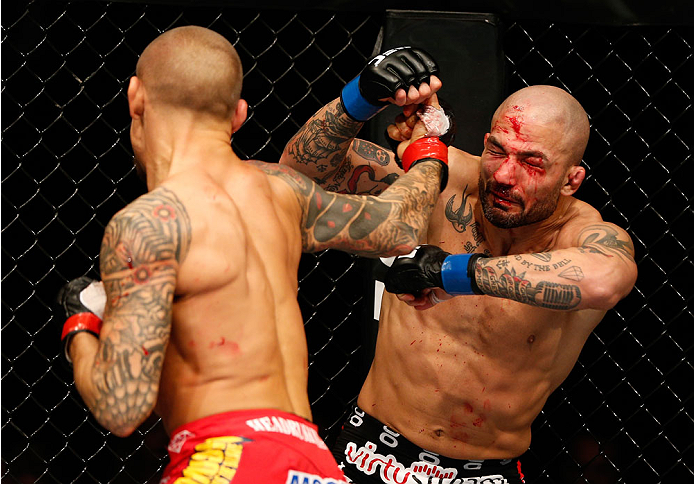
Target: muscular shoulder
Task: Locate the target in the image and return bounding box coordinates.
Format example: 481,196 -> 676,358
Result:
245,159 -> 313,195
557,198 -> 634,257
100,185 -> 192,277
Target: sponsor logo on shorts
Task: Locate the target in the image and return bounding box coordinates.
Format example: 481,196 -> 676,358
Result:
344,441 -> 510,484
246,416 -> 328,450
174,436 -> 250,484
285,470 -> 349,484
168,429 -> 196,454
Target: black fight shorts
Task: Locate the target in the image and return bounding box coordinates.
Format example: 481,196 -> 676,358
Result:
332,406 -> 525,484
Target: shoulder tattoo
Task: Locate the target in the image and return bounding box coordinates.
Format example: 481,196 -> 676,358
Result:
578,223 -> 635,262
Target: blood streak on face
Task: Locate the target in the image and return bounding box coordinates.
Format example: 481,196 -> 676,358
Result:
507,115 -> 523,136
506,104 -> 527,140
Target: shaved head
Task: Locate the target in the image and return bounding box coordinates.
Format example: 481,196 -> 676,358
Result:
136,26 -> 243,120
491,85 -> 590,167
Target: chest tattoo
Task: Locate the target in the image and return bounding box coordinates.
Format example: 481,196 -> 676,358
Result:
445,186 -> 474,233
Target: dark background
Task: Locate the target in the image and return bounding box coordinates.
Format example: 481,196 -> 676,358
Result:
2,0 -> 692,482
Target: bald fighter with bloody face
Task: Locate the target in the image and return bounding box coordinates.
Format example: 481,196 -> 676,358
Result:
280,82 -> 637,482
56,28 -> 450,484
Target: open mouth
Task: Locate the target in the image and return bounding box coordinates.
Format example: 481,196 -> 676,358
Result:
491,190 -> 516,207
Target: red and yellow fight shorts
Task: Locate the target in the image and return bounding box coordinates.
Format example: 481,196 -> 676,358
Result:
160,409 -> 348,484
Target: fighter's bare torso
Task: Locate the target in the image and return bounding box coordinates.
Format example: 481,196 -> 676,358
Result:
359,150 -> 606,459
154,161 -> 310,434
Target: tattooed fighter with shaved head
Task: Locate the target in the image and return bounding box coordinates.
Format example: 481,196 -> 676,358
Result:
280,79 -> 638,482
56,27 -> 449,484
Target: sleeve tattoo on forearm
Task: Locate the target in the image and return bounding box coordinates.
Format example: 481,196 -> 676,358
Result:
285,101 -> 363,172
252,161 -> 439,255
93,187 -> 191,432
476,258 -> 581,310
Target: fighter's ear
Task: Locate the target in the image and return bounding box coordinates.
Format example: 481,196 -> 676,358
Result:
128,76 -> 145,120
128,76 -> 146,157
562,164 -> 585,196
231,99 -> 248,134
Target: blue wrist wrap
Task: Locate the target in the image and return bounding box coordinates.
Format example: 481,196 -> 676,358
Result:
341,76 -> 387,122
441,254 -> 479,295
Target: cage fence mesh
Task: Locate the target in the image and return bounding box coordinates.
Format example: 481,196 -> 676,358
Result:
1,1 -> 692,483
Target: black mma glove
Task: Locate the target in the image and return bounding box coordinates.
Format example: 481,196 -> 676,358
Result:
57,276 -> 105,366
341,46 -> 439,122
384,245 -> 487,296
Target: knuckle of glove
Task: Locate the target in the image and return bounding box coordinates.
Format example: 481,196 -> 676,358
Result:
385,265 -> 433,295
360,70 -> 398,103
384,248 -> 442,294
362,47 -> 437,102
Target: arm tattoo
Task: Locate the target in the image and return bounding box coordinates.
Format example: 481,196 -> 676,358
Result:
352,139 -> 391,166
93,187 -> 191,433
470,223 -> 633,310
251,160 -> 440,256
475,259 -> 581,310
578,224 -> 635,262
284,100 -> 363,176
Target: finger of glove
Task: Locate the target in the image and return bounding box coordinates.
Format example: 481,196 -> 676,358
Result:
58,277 -> 105,318
383,60 -> 421,91
385,266 -> 436,294
427,74 -> 443,94
365,54 -> 430,101
411,48 -> 440,78
360,68 -> 406,103
395,50 -> 437,86
58,276 -> 95,315
406,84 -> 432,105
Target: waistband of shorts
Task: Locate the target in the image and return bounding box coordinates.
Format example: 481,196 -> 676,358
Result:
349,405 -> 520,469
168,408 -> 317,439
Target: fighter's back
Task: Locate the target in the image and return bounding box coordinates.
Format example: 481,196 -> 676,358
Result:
154,159 -> 309,434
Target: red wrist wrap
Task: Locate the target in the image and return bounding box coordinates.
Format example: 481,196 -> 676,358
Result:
61,312 -> 102,340
401,137 -> 449,172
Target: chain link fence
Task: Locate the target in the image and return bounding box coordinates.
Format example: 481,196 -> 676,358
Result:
2,1 -> 692,482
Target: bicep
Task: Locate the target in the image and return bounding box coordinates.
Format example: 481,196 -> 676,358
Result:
575,222 -> 638,295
